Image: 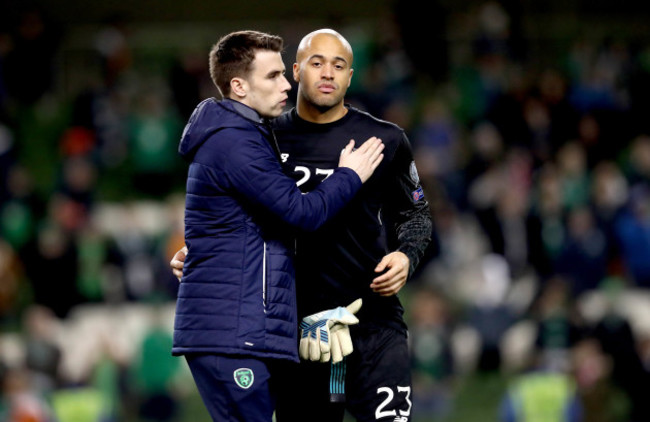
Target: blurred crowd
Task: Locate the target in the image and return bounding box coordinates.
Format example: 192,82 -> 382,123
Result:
2,1 -> 650,421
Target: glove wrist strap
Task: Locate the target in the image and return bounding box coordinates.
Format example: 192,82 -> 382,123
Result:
329,358 -> 347,403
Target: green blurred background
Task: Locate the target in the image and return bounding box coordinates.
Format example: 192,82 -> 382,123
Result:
2,0 -> 650,421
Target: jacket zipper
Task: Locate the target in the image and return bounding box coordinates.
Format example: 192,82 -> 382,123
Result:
262,241 -> 267,313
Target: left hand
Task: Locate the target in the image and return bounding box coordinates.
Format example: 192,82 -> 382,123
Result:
299,299 -> 362,363
370,251 -> 410,296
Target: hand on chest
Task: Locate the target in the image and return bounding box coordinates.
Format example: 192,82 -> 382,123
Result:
281,138 -> 349,191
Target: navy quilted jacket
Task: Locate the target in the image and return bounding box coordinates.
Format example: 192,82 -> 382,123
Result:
172,98 -> 362,361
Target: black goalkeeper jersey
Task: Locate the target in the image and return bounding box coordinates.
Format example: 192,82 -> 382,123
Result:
273,106 -> 432,332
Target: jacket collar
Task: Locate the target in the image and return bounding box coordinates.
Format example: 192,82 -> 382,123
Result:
224,98 -> 266,124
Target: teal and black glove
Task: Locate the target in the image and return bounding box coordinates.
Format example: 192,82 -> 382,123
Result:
299,299 -> 362,364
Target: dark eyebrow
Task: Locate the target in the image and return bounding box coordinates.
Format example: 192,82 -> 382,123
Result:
308,54 -> 349,65
265,67 -> 285,78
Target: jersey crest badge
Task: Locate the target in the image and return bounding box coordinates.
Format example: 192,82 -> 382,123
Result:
234,368 -> 254,389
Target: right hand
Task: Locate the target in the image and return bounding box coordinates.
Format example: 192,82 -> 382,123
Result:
338,137 -> 384,183
170,245 -> 187,281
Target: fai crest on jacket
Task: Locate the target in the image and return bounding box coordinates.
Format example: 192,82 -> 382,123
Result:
234,368 -> 254,389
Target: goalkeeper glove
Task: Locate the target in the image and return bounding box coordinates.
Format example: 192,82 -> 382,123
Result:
299,299 -> 362,364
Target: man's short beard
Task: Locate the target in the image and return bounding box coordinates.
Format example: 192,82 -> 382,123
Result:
306,94 -> 341,112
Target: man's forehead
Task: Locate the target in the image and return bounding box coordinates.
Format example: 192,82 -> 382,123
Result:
299,34 -> 352,62
252,50 -> 284,71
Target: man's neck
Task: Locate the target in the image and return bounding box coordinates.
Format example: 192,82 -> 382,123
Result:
296,99 -> 347,124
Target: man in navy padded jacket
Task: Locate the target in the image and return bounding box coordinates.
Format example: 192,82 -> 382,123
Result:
173,30 -> 384,422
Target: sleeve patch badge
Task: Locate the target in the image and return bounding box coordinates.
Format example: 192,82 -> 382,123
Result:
409,161 -> 420,184
412,187 -> 424,202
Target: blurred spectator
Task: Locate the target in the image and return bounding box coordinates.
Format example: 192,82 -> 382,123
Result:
554,206 -> 609,297
466,254 -> 518,371
590,161 -> 628,245
0,116 -> 16,201
50,386 -> 109,422
472,148 -> 538,277
130,308 -> 180,421
592,278 -> 650,421
22,305 -> 62,393
169,49 -> 209,121
408,287 -> 456,419
530,276 -> 584,369
20,205 -> 82,318
528,163 -> 566,277
0,240 -> 24,327
412,98 -> 465,207
1,5 -> 61,106
571,337 -> 630,422
0,165 -> 42,251
0,366 -> 52,422
537,68 -> 579,156
521,95 -> 553,165
613,185 -> 650,287
93,13 -> 132,89
624,134 -> 650,189
556,141 -> 590,211
57,156 -> 98,220
418,201 -> 488,295
127,84 -> 184,197
499,353 -> 583,422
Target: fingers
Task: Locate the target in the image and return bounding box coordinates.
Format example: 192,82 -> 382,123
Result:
170,258 -> 184,281
355,136 -> 378,151
300,326 -> 332,362
341,139 -> 355,157
346,298 -> 363,315
374,255 -> 389,274
371,253 -> 409,296
299,332 -> 309,360
363,137 -> 384,157
172,267 -> 183,281
367,140 -> 385,170
336,326 -> 354,357
354,137 -> 383,155
310,335 -> 321,361
170,246 -> 188,281
371,153 -> 384,171
373,252 -> 409,278
330,324 -> 354,364
331,333 -> 343,364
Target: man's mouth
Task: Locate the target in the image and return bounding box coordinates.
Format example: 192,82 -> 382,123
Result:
318,84 -> 336,93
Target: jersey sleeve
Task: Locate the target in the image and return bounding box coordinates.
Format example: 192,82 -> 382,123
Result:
222,129 -> 362,231
384,131 -> 433,275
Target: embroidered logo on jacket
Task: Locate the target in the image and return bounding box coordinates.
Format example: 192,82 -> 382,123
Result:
234,368 -> 254,389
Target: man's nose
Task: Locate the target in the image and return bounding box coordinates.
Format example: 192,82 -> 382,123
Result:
321,64 -> 334,79
281,75 -> 291,92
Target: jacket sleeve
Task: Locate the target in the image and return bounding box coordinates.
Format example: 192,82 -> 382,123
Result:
383,132 -> 433,275
220,128 -> 362,231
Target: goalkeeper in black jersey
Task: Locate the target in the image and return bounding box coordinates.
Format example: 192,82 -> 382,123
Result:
171,28 -> 432,422
271,29 -> 431,422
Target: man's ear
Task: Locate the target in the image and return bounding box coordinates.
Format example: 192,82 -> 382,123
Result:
292,63 -> 300,83
230,77 -> 248,98
347,68 -> 354,88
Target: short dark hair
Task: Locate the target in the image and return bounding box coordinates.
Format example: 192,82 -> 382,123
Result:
209,30 -> 284,97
